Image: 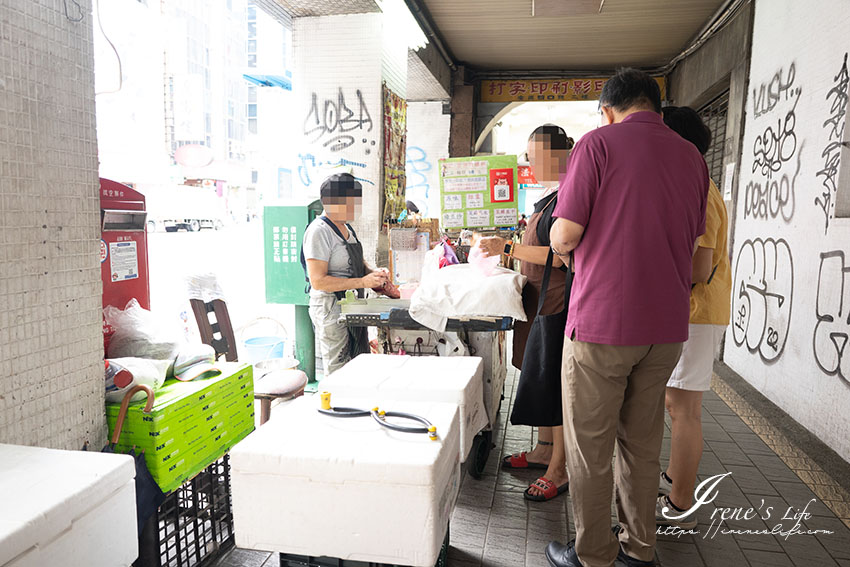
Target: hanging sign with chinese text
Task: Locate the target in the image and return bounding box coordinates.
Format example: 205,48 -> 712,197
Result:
480,77 -> 666,103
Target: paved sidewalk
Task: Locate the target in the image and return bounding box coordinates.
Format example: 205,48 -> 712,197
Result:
212,363 -> 850,567
448,365 -> 850,567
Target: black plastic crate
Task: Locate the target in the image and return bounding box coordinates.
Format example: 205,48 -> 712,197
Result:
136,455 -> 235,567
279,526 -> 449,567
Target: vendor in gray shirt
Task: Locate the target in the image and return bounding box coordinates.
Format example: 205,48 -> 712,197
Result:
303,173 -> 388,376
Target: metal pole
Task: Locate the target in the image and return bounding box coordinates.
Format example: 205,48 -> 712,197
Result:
294,304 -> 315,382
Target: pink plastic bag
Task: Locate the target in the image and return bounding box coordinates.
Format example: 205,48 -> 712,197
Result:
468,245 -> 501,277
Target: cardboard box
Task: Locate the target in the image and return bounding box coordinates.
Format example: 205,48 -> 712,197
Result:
106,362 -> 254,492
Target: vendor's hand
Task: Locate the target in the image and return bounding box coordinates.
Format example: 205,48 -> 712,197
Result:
478,236 -> 508,258
361,271 -> 389,289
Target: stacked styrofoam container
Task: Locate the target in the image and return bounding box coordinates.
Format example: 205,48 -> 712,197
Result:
320,354 -> 487,462
0,444 -> 138,567
230,394 -> 460,567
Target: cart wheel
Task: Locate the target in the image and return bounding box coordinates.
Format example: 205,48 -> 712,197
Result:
434,524 -> 450,567
188,220 -> 201,232
469,430 -> 493,480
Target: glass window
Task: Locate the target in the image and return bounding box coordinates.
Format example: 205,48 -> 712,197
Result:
251,171 -> 259,184
248,53 -> 257,68
248,86 -> 257,103
247,6 -> 256,19
248,118 -> 257,134
247,104 -> 257,118
248,40 -> 257,53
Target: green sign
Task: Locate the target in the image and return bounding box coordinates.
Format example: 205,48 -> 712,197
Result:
264,206 -> 312,306
438,155 -> 519,230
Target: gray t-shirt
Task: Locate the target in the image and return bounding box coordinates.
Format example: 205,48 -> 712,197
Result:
303,217 -> 357,297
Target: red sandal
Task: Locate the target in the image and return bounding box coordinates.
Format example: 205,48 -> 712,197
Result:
524,476 -> 569,502
501,451 -> 548,470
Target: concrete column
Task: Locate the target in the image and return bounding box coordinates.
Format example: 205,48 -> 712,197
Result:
449,67 -> 475,157
292,12 -> 408,264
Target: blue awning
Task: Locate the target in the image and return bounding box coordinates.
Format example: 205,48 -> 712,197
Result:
242,73 -> 292,90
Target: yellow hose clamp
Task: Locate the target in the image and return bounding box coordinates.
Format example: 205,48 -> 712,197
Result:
320,392 -> 332,411
372,406 -> 380,413
428,425 -> 438,441
379,410 -> 386,417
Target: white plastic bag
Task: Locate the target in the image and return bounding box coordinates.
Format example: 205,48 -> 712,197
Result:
409,264 -> 528,332
104,357 -> 169,403
104,299 -> 184,365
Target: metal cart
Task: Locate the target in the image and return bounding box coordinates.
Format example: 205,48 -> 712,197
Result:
342,308 -> 512,478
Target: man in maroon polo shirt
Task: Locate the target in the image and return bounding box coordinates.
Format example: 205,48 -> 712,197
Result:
545,69 -> 708,567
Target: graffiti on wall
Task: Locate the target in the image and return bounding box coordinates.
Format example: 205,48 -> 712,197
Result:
814,250 -> 850,383
731,238 -> 794,362
405,146 -> 431,214
815,53 -> 849,234
299,87 -> 378,189
296,154 -> 372,188
745,63 -> 802,222
303,88 -> 375,152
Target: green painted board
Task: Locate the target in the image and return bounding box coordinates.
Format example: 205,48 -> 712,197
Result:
438,155 -> 519,230
264,203 -> 322,306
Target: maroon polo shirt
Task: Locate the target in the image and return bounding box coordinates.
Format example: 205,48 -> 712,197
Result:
553,111 -> 708,345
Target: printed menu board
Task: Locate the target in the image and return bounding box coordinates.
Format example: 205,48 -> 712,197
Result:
438,155 -> 519,229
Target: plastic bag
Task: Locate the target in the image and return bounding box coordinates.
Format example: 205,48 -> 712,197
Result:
186,272 -> 226,302
104,299 -> 184,365
105,357 -> 169,403
440,240 -> 460,266
421,244 -> 446,286
468,244 -> 501,277
409,263 -> 528,332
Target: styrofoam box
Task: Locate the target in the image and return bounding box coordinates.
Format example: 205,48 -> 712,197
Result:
465,331 -> 508,423
0,444 -> 138,567
230,395 -> 460,567
321,354 -> 487,462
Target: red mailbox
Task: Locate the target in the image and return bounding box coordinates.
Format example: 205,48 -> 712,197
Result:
100,178 -> 150,352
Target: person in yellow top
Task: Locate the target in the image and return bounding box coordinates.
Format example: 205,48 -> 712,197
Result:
656,107 -> 732,529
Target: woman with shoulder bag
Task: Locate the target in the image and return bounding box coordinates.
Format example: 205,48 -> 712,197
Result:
479,124 -> 574,501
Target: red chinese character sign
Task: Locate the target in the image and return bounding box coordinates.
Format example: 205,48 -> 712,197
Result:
480,77 -> 666,103
518,165 -> 539,186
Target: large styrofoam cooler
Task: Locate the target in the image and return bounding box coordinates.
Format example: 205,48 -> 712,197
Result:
320,354 -> 487,462
466,331 -> 508,423
0,444 -> 138,567
230,395 -> 460,567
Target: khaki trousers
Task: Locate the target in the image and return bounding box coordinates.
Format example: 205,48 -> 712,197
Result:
561,339 -> 683,567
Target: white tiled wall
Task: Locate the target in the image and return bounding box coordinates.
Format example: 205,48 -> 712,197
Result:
293,13 -> 385,263
293,12 -> 411,264
0,0 -> 105,449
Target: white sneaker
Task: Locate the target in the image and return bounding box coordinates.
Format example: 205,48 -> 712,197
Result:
656,495 -> 697,529
658,471 -> 672,496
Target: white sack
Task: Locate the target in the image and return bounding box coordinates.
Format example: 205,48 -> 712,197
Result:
409,264 -> 527,331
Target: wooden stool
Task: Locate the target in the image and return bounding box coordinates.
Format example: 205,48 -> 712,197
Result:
254,369 -> 308,425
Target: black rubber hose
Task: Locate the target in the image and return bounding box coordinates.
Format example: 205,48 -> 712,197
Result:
318,406 -> 437,438
317,407 -> 371,418
370,410 -> 433,434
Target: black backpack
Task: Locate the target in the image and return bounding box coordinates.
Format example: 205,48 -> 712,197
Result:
300,216 -> 358,294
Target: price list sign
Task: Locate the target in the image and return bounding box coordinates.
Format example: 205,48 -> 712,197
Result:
438,155 -> 518,230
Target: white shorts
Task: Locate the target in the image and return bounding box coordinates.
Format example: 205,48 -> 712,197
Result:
666,324 -> 727,391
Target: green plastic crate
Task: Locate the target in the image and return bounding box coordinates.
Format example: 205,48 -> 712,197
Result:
107,362 -> 255,493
